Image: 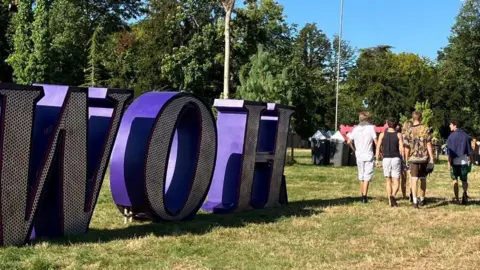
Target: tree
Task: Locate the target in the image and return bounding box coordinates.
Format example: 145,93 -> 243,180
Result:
84,25 -> 104,87
0,2 -> 13,82
28,0 -> 51,83
436,0 -> 480,135
236,46 -> 290,104
220,0 -> 234,98
8,0 -> 143,85
346,46 -> 437,125
6,0 -> 33,84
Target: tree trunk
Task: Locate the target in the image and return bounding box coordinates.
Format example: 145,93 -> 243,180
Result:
223,9 -> 232,99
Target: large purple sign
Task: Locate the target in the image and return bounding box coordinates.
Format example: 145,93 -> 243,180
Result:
0,83 -> 294,246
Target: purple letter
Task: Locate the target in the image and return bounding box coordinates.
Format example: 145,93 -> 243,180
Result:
110,92 -> 217,221
202,100 -> 294,213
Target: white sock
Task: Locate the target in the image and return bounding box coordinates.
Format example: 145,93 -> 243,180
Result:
420,197 -> 424,202
413,197 -> 418,204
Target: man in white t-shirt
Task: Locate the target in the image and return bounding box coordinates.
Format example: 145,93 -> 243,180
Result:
347,112 -> 378,203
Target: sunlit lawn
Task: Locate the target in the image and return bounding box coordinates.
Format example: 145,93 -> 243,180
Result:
1,149 -> 480,269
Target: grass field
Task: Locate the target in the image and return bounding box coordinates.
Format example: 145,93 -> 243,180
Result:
2,149 -> 480,269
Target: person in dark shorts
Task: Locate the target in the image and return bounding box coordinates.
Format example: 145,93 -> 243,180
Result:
447,120 -> 473,205
401,121 -> 413,200
404,111 -> 435,208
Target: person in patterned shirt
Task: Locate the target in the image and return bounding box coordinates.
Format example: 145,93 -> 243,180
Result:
404,111 -> 435,208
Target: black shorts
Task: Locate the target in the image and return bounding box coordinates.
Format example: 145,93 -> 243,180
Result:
410,162 -> 428,179
451,165 -> 469,182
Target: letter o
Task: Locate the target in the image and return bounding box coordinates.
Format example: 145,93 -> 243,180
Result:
110,92 -> 217,221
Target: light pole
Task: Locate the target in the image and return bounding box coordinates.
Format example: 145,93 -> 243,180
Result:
334,0 -> 344,131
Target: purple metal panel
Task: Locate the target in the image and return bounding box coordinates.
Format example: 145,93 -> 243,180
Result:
109,92 -> 178,206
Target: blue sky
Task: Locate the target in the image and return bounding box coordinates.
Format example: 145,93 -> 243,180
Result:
242,0 -> 464,60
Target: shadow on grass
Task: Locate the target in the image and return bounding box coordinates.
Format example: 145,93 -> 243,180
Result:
45,197 -> 359,246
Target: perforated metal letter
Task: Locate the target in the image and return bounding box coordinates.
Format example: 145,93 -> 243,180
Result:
202,100 -> 294,213
31,85 -> 132,239
110,92 -> 217,221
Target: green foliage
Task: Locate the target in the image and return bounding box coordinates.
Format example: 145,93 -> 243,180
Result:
236,46 -> 290,104
84,25 -> 104,87
7,0 -> 480,141
436,0 -> 480,136
346,46 -> 437,125
7,0 -> 33,84
28,0 -> 51,83
0,3 -> 12,82
414,100 -> 433,128
8,0 -> 143,85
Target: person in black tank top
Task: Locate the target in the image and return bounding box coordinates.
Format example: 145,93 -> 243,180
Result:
375,118 -> 405,207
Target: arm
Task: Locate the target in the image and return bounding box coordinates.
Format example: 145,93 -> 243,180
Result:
372,127 -> 378,154
398,133 -> 404,157
468,138 -> 473,163
347,131 -> 355,152
375,133 -> 384,167
448,155 -> 452,172
427,142 -> 435,163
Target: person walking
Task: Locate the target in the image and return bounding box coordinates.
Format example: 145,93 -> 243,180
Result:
400,121 -> 412,200
376,118 -> 404,207
347,112 -> 378,203
447,120 -> 473,205
404,111 -> 434,208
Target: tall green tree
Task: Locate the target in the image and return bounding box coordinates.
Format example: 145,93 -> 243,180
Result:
8,0 -> 143,85
7,0 -> 33,84
0,2 -> 13,82
346,46 -> 437,125
437,0 -> 480,135
28,0 -> 51,83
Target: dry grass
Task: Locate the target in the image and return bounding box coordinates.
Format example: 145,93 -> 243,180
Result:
1,149 -> 480,269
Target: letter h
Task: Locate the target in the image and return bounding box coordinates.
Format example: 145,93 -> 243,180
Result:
202,100 -> 294,213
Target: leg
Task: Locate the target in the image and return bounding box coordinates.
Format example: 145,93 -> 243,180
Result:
386,177 -> 392,205
383,158 -> 392,202
386,177 -> 392,196
418,163 -> 428,205
391,158 -> 401,197
410,163 -> 420,207
392,178 -> 400,196
357,161 -> 368,203
462,181 -> 469,194
452,179 -> 459,202
363,160 -> 374,199
460,166 -> 469,205
420,179 -> 427,198
401,171 -> 407,198
462,180 -> 469,205
411,177 -> 418,206
362,181 -> 370,197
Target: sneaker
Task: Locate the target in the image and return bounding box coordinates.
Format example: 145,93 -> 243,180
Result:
462,192 -> 468,205
419,199 -> 425,207
390,196 -> 397,207
413,203 -> 419,209
361,195 -> 366,203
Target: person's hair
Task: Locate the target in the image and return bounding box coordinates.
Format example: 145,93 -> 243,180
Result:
402,120 -> 413,132
395,124 -> 401,133
449,119 -> 461,128
386,117 -> 397,129
412,111 -> 422,122
358,111 -> 371,123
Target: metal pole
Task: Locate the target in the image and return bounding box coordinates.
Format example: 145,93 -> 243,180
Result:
334,0 -> 344,131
